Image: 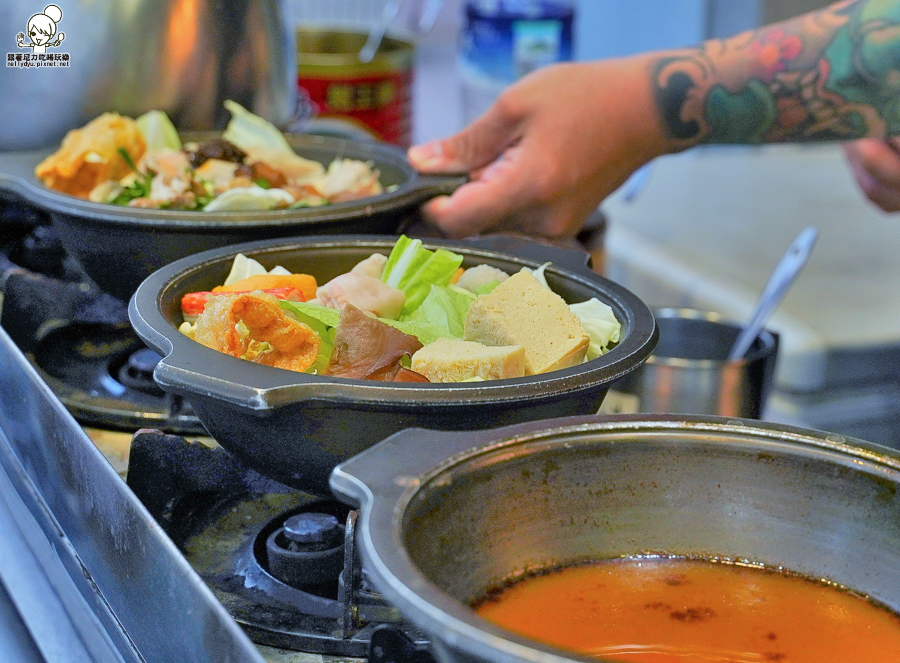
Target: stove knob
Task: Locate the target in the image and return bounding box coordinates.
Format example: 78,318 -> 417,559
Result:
266,512 -> 346,589
128,347 -> 162,375
283,512 -> 342,549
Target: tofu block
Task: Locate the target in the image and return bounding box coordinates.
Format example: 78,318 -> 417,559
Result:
464,271 -> 589,374
411,338 -> 526,382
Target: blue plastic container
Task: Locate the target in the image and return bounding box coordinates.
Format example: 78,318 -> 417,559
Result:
459,0 -> 576,121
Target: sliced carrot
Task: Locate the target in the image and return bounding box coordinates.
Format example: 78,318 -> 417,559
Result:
212,274 -> 317,301
450,267 -> 465,285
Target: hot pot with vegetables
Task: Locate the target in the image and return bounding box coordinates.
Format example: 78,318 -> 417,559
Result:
129,234 -> 657,494
0,103 -> 464,299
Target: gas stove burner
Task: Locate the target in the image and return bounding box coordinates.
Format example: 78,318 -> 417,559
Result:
30,321 -> 205,433
126,430 -> 427,657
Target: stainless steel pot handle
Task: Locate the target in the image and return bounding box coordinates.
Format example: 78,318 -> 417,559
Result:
330,425 -> 503,507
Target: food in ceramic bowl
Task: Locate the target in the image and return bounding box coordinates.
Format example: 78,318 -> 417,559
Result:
128,235 -> 657,494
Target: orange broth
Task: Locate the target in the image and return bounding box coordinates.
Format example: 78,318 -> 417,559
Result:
474,557 -> 900,663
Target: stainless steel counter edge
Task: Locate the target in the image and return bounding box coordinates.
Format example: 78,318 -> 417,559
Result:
0,326 -> 265,663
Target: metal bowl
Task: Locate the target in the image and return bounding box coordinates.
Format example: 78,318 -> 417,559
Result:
0,133 -> 464,300
330,414 -> 900,663
128,235 -> 657,494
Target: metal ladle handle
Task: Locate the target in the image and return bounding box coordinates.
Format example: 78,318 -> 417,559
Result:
727,226 -> 819,361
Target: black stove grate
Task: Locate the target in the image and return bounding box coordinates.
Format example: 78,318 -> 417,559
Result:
127,430 -> 429,658
0,222 -> 205,434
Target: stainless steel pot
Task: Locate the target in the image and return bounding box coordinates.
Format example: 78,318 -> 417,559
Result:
612,308 -> 779,418
330,414 -> 900,663
0,0 -> 296,150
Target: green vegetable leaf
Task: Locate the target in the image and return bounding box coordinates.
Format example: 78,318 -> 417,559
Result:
474,280 -> 501,296
381,236 -> 464,316
136,110 -> 182,151
280,299 -> 450,350
253,178 -> 272,189
117,147 -> 142,175
379,318 -> 453,347
280,301 -> 341,327
109,148 -> 154,206
279,301 -> 339,374
402,284 -> 475,339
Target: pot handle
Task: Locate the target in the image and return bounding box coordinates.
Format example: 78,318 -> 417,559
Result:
462,234 -> 595,276
406,173 -> 468,204
330,425 -> 505,507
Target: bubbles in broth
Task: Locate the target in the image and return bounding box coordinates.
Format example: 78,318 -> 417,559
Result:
474,556 -> 900,662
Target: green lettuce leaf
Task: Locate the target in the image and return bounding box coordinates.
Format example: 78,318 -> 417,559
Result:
280,301 -> 341,327
280,299 -> 448,362
381,236 -> 464,316
402,284 -> 475,339
379,318 -> 453,347
569,298 -> 621,360
279,301 -> 340,374
473,280 -> 501,296
136,110 -> 182,151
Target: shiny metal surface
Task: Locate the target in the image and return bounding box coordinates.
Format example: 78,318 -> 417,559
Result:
0,0 -> 297,150
614,308 -> 778,418
331,414 -> 900,663
0,326 -> 265,662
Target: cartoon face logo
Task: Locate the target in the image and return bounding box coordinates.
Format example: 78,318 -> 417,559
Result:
17,5 -> 65,54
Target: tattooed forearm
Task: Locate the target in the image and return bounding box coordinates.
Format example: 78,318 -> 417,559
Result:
652,0 -> 900,146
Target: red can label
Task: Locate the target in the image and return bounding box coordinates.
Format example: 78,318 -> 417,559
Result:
299,70 -> 412,147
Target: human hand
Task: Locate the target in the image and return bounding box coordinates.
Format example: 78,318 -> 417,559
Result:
842,138 -> 900,212
408,57 -> 671,239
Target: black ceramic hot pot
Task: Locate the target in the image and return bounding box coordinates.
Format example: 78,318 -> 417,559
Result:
128,235 -> 657,495
329,414 -> 900,663
0,133 -> 464,300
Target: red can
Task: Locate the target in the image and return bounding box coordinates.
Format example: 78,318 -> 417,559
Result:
297,29 -> 415,147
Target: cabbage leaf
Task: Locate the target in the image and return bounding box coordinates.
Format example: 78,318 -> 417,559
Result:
136,110 -> 182,151
402,284 -> 475,339
381,236 -> 464,316
569,298 -> 621,359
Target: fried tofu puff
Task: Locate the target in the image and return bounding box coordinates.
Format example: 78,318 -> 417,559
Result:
193,291 -> 319,372
35,113 -> 146,198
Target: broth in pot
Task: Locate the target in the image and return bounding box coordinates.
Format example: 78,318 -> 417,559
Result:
475,556 -> 900,663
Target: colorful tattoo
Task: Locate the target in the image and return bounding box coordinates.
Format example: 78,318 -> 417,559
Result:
653,0 -> 900,145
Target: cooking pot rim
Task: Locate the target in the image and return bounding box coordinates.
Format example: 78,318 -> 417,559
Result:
331,413 -> 900,663
128,234 -> 659,406
0,132 -> 465,227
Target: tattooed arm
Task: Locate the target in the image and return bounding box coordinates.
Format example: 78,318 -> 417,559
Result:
655,0 -> 900,146
409,0 -> 900,238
